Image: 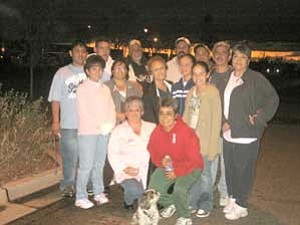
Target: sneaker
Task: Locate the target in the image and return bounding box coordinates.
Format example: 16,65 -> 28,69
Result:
94,193 -> 109,205
175,217 -> 192,225
196,209 -> 210,218
190,209 -> 197,214
123,202 -> 134,210
219,194 -> 229,207
225,203 -> 248,220
160,204 -> 176,218
87,188 -> 94,196
75,198 -> 94,209
223,197 -> 236,214
61,187 -> 74,197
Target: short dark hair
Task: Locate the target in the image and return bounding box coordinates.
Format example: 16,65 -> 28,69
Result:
111,59 -> 129,79
232,43 -> 251,59
192,61 -> 210,74
178,53 -> 196,64
70,40 -> 87,51
84,55 -> 106,72
95,36 -> 111,47
160,97 -> 179,114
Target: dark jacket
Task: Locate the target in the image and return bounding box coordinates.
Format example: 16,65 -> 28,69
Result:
171,78 -> 195,116
227,68 -> 279,138
209,67 -> 232,125
142,81 -> 172,124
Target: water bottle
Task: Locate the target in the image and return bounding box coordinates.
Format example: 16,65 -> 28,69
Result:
164,155 -> 174,172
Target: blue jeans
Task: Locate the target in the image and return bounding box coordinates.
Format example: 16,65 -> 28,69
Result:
189,157 -> 213,211
120,179 -> 144,205
211,138 -> 228,195
60,129 -> 78,190
76,134 -> 109,200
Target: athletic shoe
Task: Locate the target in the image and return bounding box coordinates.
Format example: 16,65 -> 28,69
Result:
175,217 -> 192,225
75,198 -> 94,209
223,197 -> 236,214
87,188 -> 94,196
225,203 -> 248,220
160,204 -> 176,218
190,209 -> 197,214
219,193 -> 229,206
196,209 -> 210,218
94,193 -> 109,205
61,187 -> 74,197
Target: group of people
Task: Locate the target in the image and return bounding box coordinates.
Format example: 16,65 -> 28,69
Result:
48,36 -> 279,225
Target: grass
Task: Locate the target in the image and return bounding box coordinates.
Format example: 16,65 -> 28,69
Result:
0,90 -> 52,184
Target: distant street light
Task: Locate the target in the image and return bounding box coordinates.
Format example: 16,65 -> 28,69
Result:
87,25 -> 92,29
153,37 -> 158,42
144,28 -> 148,33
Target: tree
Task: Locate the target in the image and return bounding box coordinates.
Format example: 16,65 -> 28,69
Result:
0,0 -> 67,98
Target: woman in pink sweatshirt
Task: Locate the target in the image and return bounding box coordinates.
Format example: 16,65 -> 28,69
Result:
75,55 -> 116,209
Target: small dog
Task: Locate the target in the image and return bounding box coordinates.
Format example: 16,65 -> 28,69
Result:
132,189 -> 160,225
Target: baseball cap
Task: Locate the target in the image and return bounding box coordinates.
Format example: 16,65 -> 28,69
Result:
175,37 -> 191,46
129,39 -> 142,47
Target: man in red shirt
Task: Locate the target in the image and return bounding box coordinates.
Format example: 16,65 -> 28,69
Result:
148,97 -> 203,225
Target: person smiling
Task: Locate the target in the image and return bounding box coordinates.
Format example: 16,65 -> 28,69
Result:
105,59 -> 142,124
171,54 -> 195,116
183,61 -> 222,218
108,96 -> 155,209
222,43 -> 279,220
143,55 -> 172,124
75,55 -> 116,209
148,97 -> 203,225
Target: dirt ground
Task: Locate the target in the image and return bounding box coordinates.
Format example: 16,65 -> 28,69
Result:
7,124 -> 300,225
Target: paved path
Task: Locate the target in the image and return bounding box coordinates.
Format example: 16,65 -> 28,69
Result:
6,124 -> 300,225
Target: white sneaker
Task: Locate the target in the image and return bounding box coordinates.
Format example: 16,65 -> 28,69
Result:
94,193 -> 109,205
219,194 -> 229,206
175,217 -> 192,225
223,197 -> 236,214
225,203 -> 248,220
160,204 -> 176,218
75,198 -> 94,209
196,209 -> 210,218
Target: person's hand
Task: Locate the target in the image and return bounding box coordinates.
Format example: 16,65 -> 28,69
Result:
165,171 -> 176,180
161,156 -> 172,168
123,166 -> 139,176
222,122 -> 230,133
52,122 -> 60,135
249,114 -> 257,125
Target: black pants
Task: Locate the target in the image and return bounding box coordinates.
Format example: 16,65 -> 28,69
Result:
223,139 -> 259,208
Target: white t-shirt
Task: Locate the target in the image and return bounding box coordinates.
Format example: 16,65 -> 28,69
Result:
223,72 -> 257,144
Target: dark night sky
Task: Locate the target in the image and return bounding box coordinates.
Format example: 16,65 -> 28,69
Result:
1,0 -> 300,45
59,0 -> 300,43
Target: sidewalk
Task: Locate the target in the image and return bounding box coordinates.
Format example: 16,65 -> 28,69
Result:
0,168 -> 62,225
2,124 -> 300,225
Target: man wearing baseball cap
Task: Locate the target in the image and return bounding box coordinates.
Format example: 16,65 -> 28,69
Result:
126,39 -> 150,92
166,37 -> 191,83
